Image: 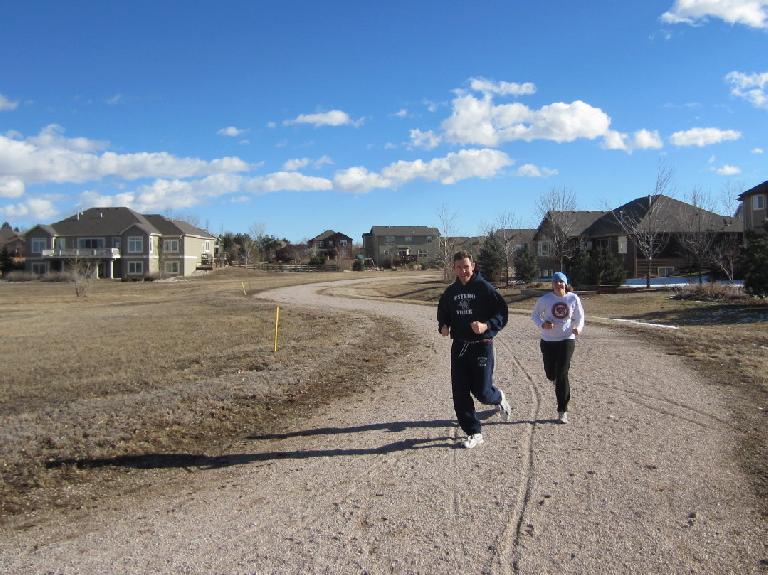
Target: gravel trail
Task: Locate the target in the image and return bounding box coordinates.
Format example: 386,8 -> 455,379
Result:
1,277 -> 765,574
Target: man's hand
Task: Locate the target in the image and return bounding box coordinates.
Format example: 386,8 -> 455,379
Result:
572,327 -> 580,335
440,325 -> 450,337
470,321 -> 487,334
542,320 -> 554,329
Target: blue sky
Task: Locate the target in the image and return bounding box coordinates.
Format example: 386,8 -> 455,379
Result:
0,1 -> 766,242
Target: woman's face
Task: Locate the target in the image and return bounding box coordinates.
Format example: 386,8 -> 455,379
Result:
552,277 -> 567,296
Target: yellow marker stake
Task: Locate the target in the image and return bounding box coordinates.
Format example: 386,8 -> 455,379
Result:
274,305 -> 280,352
241,281 -> 247,296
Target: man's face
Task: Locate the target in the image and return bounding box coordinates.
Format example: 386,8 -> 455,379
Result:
453,257 -> 475,285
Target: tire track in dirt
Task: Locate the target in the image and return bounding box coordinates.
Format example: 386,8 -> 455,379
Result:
593,382 -> 741,432
484,336 -> 543,575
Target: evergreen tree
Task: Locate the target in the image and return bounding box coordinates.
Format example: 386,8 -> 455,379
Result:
566,249 -> 591,288
0,246 -> 11,277
513,246 -> 538,283
589,247 -> 625,287
478,231 -> 506,282
741,231 -> 768,297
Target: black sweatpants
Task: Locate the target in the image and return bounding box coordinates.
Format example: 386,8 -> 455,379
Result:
539,338 -> 575,413
450,340 -> 502,435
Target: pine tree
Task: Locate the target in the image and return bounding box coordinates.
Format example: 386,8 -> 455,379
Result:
741,232 -> 768,297
478,231 -> 506,283
513,246 -> 538,283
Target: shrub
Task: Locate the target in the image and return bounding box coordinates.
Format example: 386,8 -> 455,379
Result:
741,232 -> 768,297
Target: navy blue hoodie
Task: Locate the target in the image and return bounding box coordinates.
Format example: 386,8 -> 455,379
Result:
437,271 -> 508,341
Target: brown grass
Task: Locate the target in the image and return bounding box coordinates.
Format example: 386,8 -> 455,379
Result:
1,268 -> 410,521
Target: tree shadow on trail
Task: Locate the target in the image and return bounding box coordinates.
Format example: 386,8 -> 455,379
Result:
45,418 -> 463,472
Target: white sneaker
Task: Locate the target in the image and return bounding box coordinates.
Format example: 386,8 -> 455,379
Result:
558,411 -> 568,424
497,390 -> 511,422
463,433 -> 484,449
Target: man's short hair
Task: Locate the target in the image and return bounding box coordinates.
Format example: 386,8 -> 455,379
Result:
452,250 -> 474,262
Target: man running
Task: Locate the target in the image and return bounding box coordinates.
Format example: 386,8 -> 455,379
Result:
437,251 -> 511,448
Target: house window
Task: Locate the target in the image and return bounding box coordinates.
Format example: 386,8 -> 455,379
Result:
658,266 -> 675,277
417,249 -> 428,258
404,236 -> 412,242
427,236 -> 433,243
538,241 -> 552,256
541,269 -> 553,279
204,240 -> 210,252
165,261 -> 180,274
31,262 -> 47,275
128,261 -> 144,275
754,195 -> 766,210
31,238 -> 47,254
618,236 -> 627,254
78,238 -> 105,249
128,237 -> 143,253
163,239 -> 179,253
339,239 -> 347,247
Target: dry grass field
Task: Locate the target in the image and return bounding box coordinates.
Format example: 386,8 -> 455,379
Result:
2,268 -> 766,523
1,268 -> 413,521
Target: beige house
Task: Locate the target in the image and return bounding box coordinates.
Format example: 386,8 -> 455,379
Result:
738,180 -> 767,238
25,207 -> 215,279
362,226 -> 440,267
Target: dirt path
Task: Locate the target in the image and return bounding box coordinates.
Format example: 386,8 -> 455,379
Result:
2,277 -> 766,574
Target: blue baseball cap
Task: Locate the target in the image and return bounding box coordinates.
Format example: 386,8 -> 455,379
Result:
552,272 -> 568,284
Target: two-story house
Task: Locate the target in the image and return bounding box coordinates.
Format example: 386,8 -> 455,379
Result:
362,226 -> 440,268
737,180 -> 767,240
24,207 -> 215,279
307,230 -> 354,259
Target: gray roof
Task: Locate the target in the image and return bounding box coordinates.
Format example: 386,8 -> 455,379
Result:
0,227 -> 22,244
50,207 -> 158,236
737,180 -> 768,201
34,207 -> 214,239
144,215 -> 213,238
586,195 -> 737,235
368,226 -> 439,236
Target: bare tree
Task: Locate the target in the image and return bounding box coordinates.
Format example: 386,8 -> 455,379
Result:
537,186 -> 577,271
678,187 -> 717,284
436,203 -> 458,281
72,259 -> 96,297
612,164 -> 673,288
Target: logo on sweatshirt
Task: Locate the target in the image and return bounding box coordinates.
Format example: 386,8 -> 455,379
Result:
457,299 -> 473,315
551,302 -> 569,320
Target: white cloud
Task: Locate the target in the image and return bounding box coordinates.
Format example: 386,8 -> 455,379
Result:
333,167 -> 392,193
0,198 -> 56,220
713,164 -> 741,175
409,129 -> 441,150
246,172 -> 333,194
333,148 -> 512,193
752,147 -> 764,153
661,0 -> 768,29
516,164 -> 558,178
0,176 -> 24,198
106,94 -> 124,106
0,125 -> 251,184
283,156 -> 333,171
0,94 -> 19,111
469,77 -> 536,97
442,93 -> 611,146
284,109 -> 360,127
218,126 -> 246,137
725,71 -> 768,108
669,127 -> 742,147
283,158 -> 311,171
393,109 -> 409,118
602,129 -> 663,152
